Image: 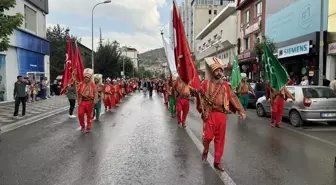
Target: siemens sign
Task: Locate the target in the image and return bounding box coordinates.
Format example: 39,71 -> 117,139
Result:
277,41 -> 310,59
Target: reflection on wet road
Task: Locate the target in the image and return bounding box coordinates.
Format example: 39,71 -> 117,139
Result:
1,92 -> 336,185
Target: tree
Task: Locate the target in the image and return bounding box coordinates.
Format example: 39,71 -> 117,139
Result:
95,41 -> 121,78
254,35 -> 276,81
0,0 -> 24,51
47,24 -> 80,81
118,56 -> 135,78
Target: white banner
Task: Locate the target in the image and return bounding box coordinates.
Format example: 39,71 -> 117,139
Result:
162,36 -> 177,75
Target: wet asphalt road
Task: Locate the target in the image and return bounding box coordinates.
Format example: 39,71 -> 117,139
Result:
0,93 -> 223,185
2,92 -> 336,185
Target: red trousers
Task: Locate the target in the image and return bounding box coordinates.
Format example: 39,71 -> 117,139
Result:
271,98 -> 285,125
115,94 -> 120,104
176,98 -> 189,124
203,112 -> 227,164
104,95 -> 115,110
78,101 -> 94,130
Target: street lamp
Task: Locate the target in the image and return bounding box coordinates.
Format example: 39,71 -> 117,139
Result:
92,0 -> 111,73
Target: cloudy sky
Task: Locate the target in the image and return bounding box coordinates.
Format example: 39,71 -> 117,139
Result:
47,0 -> 183,53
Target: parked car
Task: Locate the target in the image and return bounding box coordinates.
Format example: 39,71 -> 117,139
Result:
255,86 -> 336,127
248,82 -> 266,107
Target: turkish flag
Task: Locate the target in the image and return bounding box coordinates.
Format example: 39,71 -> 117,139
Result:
73,44 -> 84,83
60,36 -> 74,95
172,0 -> 200,90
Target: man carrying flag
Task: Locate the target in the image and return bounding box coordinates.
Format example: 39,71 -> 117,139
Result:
196,57 -> 245,171
238,73 -> 255,110
77,68 -> 97,133
264,45 -> 295,128
174,75 -> 191,127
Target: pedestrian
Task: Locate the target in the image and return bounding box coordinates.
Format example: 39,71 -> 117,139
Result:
77,68 -> 97,133
66,82 -> 77,118
266,80 -> 295,128
44,77 -> 51,98
13,75 -> 31,118
163,78 -> 169,109
174,76 -> 190,127
196,57 -> 245,171
93,74 -> 104,121
237,73 -> 255,110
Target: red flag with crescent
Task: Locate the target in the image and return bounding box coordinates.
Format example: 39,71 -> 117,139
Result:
60,36 -> 74,95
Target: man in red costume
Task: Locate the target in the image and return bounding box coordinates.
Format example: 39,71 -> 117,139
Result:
196,57 -> 246,171
112,80 -> 120,105
77,68 -> 98,133
103,78 -> 115,112
266,80 -> 295,128
174,76 -> 191,127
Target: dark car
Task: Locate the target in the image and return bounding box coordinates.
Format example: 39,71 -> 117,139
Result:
248,82 -> 266,107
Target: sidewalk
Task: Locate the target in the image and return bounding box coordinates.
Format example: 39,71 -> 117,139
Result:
0,96 -> 69,131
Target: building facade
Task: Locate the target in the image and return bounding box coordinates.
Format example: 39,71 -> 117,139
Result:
121,47 -> 139,69
265,0 -> 329,85
195,3 -> 237,78
0,0 -> 49,102
236,0 -> 266,80
327,0 -> 336,81
190,0 -> 233,53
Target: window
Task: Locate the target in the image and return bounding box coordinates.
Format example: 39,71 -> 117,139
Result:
209,9 -> 212,14
302,87 -> 336,98
214,10 -> 217,15
24,5 -> 37,32
209,19 -> 211,23
244,37 -> 249,50
255,33 -> 260,43
255,2 -> 262,17
287,87 -> 296,97
214,34 -> 217,39
244,10 -> 250,24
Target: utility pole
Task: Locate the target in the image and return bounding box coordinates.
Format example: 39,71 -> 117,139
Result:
99,27 -> 103,48
318,0 -> 324,86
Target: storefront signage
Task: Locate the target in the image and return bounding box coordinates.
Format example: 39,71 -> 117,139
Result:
277,41 -> 310,59
244,22 -> 259,36
238,52 -> 250,60
328,42 -> 336,55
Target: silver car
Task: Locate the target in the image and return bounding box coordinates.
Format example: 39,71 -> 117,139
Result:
256,86 -> 336,127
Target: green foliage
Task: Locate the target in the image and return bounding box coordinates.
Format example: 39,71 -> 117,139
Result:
95,41 -> 121,78
47,24 -> 80,81
0,0 -> 24,52
253,35 -> 277,81
254,35 -> 276,57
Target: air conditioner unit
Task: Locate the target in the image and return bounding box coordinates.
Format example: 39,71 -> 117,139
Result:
240,47 -> 244,53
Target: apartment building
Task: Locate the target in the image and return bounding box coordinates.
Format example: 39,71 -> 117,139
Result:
0,0 -> 49,101
121,47 -> 139,69
327,0 -> 336,81
189,0 -> 233,53
195,3 -> 237,78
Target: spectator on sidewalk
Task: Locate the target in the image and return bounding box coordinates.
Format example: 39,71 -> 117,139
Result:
67,82 -> 77,118
13,75 -> 31,118
44,77 -> 51,98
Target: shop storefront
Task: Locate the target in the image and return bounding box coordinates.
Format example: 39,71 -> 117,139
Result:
0,29 -> 50,101
238,51 -> 258,81
327,42 -> 336,80
275,32 -> 326,85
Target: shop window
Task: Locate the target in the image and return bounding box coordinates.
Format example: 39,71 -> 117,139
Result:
24,5 -> 37,33
244,37 -> 249,50
255,1 -> 262,17
244,10 -> 250,24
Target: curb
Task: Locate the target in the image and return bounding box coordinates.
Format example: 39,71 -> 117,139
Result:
0,106 -> 70,134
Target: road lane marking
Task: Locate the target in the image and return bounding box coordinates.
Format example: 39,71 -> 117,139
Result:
185,126 -> 236,185
1,106 -> 69,134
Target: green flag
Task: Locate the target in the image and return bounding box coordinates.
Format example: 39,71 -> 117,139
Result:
264,44 -> 289,92
230,56 -> 241,89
